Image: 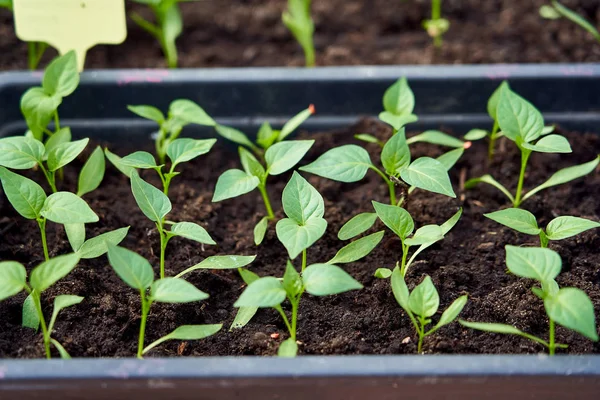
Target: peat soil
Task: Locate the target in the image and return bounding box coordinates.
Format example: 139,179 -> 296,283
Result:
1,0 -> 600,70
0,120 -> 599,358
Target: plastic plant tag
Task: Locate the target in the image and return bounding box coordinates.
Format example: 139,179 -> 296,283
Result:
13,0 -> 127,71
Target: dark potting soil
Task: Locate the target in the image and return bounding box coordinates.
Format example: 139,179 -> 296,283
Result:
0,120 -> 599,358
1,0 -> 600,70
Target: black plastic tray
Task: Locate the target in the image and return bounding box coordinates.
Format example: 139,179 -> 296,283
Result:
1,64 -> 599,399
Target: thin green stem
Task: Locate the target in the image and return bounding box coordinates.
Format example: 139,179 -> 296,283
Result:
540,231 -> 549,248
137,290 -> 150,359
32,292 -> 51,359
514,147 -> 531,208
37,218 -> 49,261
290,297 -> 301,340
53,111 -> 60,132
488,120 -> 499,161
371,167 -> 396,205
157,222 -> 169,279
38,163 -> 57,193
156,168 -> 170,196
417,322 -> 425,353
431,0 -> 442,48
303,42 -> 315,68
276,305 -> 294,338
301,249 -> 307,272
399,243 -> 409,277
549,318 -> 556,356
258,184 -> 275,220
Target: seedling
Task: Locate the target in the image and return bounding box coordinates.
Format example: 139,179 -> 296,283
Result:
485,208 -> 600,248
465,85 -> 599,208
422,0 -> 449,48
540,1 -> 600,43
460,246 -> 598,355
127,99 -> 216,164
0,254 -> 83,359
282,0 -> 315,67
107,245 -> 224,358
391,268 -> 467,353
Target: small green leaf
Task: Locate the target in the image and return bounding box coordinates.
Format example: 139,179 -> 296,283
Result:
407,130 -> 465,148
440,208 -> 463,235
278,337 -> 298,358
281,171 -> 324,224
545,287 -> 598,341
143,324 -> 222,355
215,125 -> 256,150
550,0 -> 600,41
401,157 -> 456,197
546,216 -> 600,240
41,192 -> 99,224
0,167 -> 47,219
230,307 -> 258,330
51,339 -> 72,360
120,151 -> 158,169
104,148 -> 136,177
169,99 -> 216,126
282,260 -> 302,297
338,212 -> 377,240
278,106 -> 314,142
20,87 -> 61,139
540,4 -> 561,19
239,147 -> 266,178
484,208 -> 541,235
0,261 -> 27,301
464,129 -> 488,141
254,216 -> 269,245
127,105 -> 165,124
497,86 -> 544,143
487,81 -> 509,121
64,223 -> 86,252
77,146 -> 105,197
167,138 -> 216,166
22,293 -> 40,330
47,138 -> 89,171
234,277 -> 287,308
42,51 -> 79,97
175,255 -> 256,279
299,145 -> 372,183
239,268 -> 260,285
383,77 -> 415,116
130,171 -> 171,222
212,169 -> 260,202
257,121 -> 278,149
434,295 -> 468,330
391,266 -> 410,310
459,320 -> 534,337
107,245 -> 154,290
378,112 -> 419,131
266,140 -> 314,175
505,245 -> 561,283
276,217 -> 327,259
381,128 -> 410,174
77,227 -> 130,259
354,133 -> 382,145
303,264 -> 363,296
464,174 -> 515,204
521,135 -> 572,153
436,148 -> 464,171
374,268 -> 392,279
48,294 -> 83,332
30,253 -> 80,293
0,136 -> 44,169
372,200 -> 414,240
151,277 -> 209,303
168,222 -> 216,245
327,231 -> 384,264
405,225 -> 444,246
408,276 -> 439,318
44,128 -> 72,160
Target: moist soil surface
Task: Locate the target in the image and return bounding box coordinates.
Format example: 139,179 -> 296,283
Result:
1,120 -> 599,358
1,0 -> 600,70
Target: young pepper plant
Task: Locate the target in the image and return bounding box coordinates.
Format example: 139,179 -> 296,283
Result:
0,253 -> 83,359
484,208 -> 600,248
391,268 -> 467,353
282,0 -> 315,67
540,1 -> 600,43
465,85 -> 600,208
422,0 -> 449,48
107,245 -> 223,358
460,246 -> 599,355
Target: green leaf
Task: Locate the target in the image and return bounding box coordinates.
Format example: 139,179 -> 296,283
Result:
127,105 -> 165,124
0,261 -> 27,301
391,266 -> 410,310
278,106 -> 314,142
546,216 -> 600,240
383,77 -> 415,116
64,223 -> 86,252
42,51 -> 79,97
505,245 -> 561,283
374,268 -> 392,279
265,140 -> 314,175
230,306 -> 258,330
278,337 -> 298,358
239,147 -> 266,178
150,277 -> 209,303
459,320 -> 537,338
406,130 -> 465,148
550,0 -> 600,41
299,145 -> 372,183
77,146 -> 105,197
0,136 -> 44,169
327,231 -> 384,264
47,138 -> 89,172
41,192 -> 99,224
161,3 -> 183,67
542,125 -> 555,135
545,287 -> 598,341
107,245 -> 154,290
239,268 -> 260,285
408,276 -> 439,318
338,212 -> 377,240
168,222 -> 215,245
104,148 -> 136,177
487,81 -> 509,121
130,171 -> 171,222
276,217 -> 327,259
0,167 -> 46,219
436,148 -> 464,171
354,133 -> 382,145
400,157 -> 456,197
497,86 -> 544,143
174,255 -> 256,279
44,128 -> 72,160
303,264 -> 363,296
464,174 -> 515,204
120,151 -> 158,169
169,99 -> 216,126
464,129 -> 488,141
540,5 -> 561,19
521,135 -> 572,153
378,112 -> 419,131
372,200 -> 414,240
257,122 -> 278,149
30,253 -> 80,293
215,125 -> 256,150
212,169 -> 260,202
434,295 -> 468,330
282,260 -> 302,297
281,171 -> 324,224
381,128 -> 410,174
234,277 -> 287,308
51,339 -> 71,360
254,216 -> 269,245
77,227 -> 130,259
484,208 -> 541,235
20,87 -> 61,139
523,157 -> 599,202
143,324 -> 222,355
405,225 -> 444,246
167,138 -> 216,166
22,293 -> 40,330
48,294 -> 83,332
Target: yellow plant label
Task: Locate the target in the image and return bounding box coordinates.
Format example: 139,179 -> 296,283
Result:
13,0 -> 127,71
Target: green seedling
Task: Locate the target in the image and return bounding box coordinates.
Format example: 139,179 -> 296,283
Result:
391,268 -> 467,353
485,208 -> 600,248
0,254 -> 83,359
460,245 -> 598,355
465,85 -> 599,208
127,99 -> 216,164
130,0 -> 200,68
422,0 -> 449,48
107,245 -> 224,358
282,0 -> 315,67
540,1 -> 600,43
0,0 -> 49,70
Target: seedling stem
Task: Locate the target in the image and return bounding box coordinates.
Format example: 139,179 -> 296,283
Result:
36,218 -> 49,261
514,147 -> 532,207
30,290 -> 51,359
258,185 -> 276,220
137,290 -> 150,359
432,0 -> 442,48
